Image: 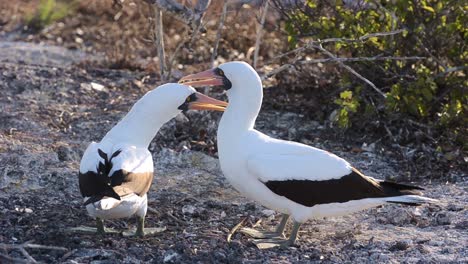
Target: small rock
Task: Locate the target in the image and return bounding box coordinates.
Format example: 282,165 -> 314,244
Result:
91,82 -> 107,92
163,252 -> 179,263
220,211 -> 226,218
434,212 -> 451,225
455,220 -> 468,229
389,240 -> 411,251
261,209 -> 275,217
377,207 -> 413,225
182,205 -> 196,215
361,142 -> 376,152
446,203 -> 464,211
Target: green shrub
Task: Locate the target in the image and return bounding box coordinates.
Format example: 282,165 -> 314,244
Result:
25,0 -> 78,31
279,0 -> 466,150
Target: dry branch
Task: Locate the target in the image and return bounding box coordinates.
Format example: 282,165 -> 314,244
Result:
154,6 -> 167,81
144,0 -> 210,31
227,218 -> 246,243
253,0 -> 270,69
0,240 -> 68,264
210,0 -> 228,67
312,44 -> 387,98
262,56 -> 425,80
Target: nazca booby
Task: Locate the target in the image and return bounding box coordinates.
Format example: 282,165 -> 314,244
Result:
179,61 -> 436,247
77,83 -> 227,236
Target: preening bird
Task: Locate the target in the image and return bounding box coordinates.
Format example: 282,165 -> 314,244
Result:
76,83 -> 227,237
179,61 -> 436,247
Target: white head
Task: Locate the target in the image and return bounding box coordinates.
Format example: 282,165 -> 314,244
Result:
104,83 -> 227,146
178,61 -> 263,128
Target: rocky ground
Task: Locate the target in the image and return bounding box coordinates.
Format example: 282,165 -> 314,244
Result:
0,40 -> 467,263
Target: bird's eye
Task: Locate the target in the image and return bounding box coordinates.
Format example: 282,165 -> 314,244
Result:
216,68 -> 224,76
186,93 -> 197,103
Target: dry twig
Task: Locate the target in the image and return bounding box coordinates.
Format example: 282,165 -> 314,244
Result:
262,56 -> 425,81
253,0 -> 270,69
0,240 -> 68,264
227,218 -> 247,243
154,6 -> 167,81
312,43 -> 387,98
210,0 -> 228,67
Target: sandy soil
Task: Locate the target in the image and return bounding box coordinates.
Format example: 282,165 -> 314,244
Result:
0,41 -> 466,263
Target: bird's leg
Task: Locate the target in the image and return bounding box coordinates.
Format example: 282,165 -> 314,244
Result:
96,218 -> 105,234
122,216 -> 166,237
275,214 -> 290,235
240,214 -> 290,239
252,221 -> 302,249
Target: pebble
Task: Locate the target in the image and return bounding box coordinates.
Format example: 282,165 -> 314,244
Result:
182,205 -> 196,215
435,212 -> 451,225
163,252 -> 179,263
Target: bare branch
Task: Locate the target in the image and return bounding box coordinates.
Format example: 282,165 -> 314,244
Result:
262,56 -> 426,80
312,44 -> 387,98
210,0 -> 228,67
154,6 -> 167,81
166,27 -> 189,80
0,241 -> 68,264
253,0 -> 270,69
145,0 -> 210,32
312,29 -> 406,45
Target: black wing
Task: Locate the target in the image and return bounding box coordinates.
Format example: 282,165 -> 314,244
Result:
264,168 -> 424,207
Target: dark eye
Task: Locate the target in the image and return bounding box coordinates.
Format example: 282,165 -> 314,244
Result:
186,93 -> 197,102
216,68 -> 224,76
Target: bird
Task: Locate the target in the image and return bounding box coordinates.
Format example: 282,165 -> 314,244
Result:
178,61 -> 437,248
75,83 -> 227,237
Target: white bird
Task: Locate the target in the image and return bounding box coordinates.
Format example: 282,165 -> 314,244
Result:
76,83 -> 227,237
179,61 -> 436,247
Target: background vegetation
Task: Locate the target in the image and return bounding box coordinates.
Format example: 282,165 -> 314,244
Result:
1,0 -> 465,179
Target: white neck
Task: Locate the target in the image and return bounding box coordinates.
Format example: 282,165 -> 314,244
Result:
218,83 -> 263,141
103,110 -> 167,147
101,90 -> 179,148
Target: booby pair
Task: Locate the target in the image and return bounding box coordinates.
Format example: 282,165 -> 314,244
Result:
76,83 -> 226,236
179,61 -> 436,247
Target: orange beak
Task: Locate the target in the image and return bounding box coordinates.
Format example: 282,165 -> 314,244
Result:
178,69 -> 224,87
188,92 -> 228,112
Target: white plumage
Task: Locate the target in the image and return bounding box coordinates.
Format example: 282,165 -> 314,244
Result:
76,83 -> 226,236
178,61 -> 436,247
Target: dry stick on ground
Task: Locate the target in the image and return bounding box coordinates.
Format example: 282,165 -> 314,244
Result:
227,218 -> 247,243
210,0 -> 228,68
253,0 -> 270,69
0,240 -> 68,264
154,5 -> 167,81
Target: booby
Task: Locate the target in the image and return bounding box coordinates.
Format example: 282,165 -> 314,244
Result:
179,61 -> 436,247
76,83 -> 227,237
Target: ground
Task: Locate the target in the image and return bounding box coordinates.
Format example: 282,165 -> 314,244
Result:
0,1 -> 467,262
0,39 -> 466,263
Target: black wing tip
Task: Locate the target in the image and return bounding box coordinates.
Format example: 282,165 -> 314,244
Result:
380,180 -> 425,191
97,148 -> 107,160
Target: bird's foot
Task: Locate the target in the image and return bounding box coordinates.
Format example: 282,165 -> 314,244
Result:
252,237 -> 294,249
122,226 -> 167,237
240,227 -> 284,239
67,226 -> 119,235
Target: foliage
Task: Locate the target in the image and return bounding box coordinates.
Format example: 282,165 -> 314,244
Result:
25,0 -> 78,31
280,0 -> 467,150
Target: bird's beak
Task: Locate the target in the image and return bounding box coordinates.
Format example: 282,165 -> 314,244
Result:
189,92 -> 228,112
178,69 -> 223,87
